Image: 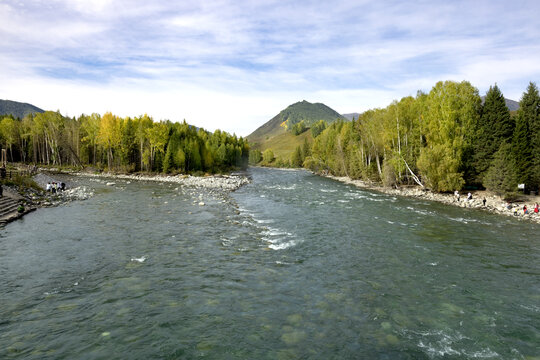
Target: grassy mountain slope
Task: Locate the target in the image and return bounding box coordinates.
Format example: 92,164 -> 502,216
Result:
254,130 -> 313,159
0,99 -> 44,119
247,100 -> 345,145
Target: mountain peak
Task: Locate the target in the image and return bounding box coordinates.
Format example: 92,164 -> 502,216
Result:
247,101 -> 344,143
0,99 -> 44,119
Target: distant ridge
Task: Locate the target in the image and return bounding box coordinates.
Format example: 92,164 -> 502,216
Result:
342,113 -> 360,121
480,96 -> 519,111
0,99 -> 44,119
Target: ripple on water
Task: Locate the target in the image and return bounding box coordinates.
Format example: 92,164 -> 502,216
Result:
1,167 -> 538,359
261,227 -> 299,250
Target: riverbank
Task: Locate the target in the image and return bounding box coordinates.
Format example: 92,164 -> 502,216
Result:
324,174 -> 540,224
2,167 -> 250,226
0,186 -> 36,226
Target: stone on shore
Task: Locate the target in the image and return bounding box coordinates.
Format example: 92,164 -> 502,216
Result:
324,174 -> 540,224
74,172 -> 250,192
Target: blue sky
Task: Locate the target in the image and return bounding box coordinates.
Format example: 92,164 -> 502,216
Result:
1,0 -> 539,136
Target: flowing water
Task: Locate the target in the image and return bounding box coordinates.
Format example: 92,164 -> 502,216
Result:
1,168 -> 539,359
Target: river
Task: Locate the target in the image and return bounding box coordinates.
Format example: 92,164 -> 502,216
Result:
1,167 -> 539,359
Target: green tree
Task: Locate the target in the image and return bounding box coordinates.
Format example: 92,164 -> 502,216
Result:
417,81 -> 481,191
175,147 -> 186,171
146,121 -> 169,171
98,112 -> 122,169
291,145 -> 303,167
262,149 -> 275,164
311,120 -> 327,138
162,140 -> 174,173
119,117 -> 137,168
484,142 -> 518,195
0,117 -> 19,161
291,120 -> 307,135
249,149 -> 262,165
134,114 -> 153,171
80,113 -> 101,165
512,82 -> 538,190
301,137 -> 311,159
33,111 -> 64,166
474,84 -> 513,182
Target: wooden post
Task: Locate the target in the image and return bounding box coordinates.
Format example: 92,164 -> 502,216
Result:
1,149 -> 6,168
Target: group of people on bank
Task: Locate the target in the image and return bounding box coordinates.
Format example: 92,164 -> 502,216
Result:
454,190 -> 485,205
46,182 -> 65,194
520,203 -> 540,215
454,189 -> 540,217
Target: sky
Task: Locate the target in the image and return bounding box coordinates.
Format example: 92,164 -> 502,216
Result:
1,0 -> 540,136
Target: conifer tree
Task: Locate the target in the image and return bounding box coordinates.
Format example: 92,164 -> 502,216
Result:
519,82 -> 540,190
484,142 -> 517,195
513,82 -> 538,190
291,145 -> 303,167
474,84 -> 513,182
301,137 -> 311,159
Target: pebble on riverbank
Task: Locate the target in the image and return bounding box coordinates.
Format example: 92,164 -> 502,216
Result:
2,169 -> 249,226
73,172 -> 251,192
325,175 -> 540,224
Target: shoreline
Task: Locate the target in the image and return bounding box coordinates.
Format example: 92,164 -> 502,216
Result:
2,170 -> 250,227
323,174 -> 540,225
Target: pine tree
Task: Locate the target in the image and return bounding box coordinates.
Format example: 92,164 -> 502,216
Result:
484,142 -> 517,195
519,82 -> 540,190
302,137 -> 311,159
474,84 -> 513,182
162,140 -> 173,173
291,146 -> 303,167
513,82 -> 538,190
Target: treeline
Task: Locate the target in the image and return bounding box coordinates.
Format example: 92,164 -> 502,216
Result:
256,81 -> 540,195
0,112 -> 249,173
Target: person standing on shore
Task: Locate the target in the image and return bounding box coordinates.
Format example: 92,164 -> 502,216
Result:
534,203 -> 539,214
454,190 -> 460,202
482,198 -> 486,207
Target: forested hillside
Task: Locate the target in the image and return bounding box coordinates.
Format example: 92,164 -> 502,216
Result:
0,112 -> 249,173
248,100 -> 344,143
0,99 -> 44,119
254,81 -> 540,196
247,100 -> 345,163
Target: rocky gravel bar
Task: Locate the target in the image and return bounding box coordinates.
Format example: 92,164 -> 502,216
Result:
326,175 -> 540,225
73,172 -> 251,191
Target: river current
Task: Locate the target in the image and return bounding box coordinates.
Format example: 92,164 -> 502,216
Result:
1,167 -> 539,359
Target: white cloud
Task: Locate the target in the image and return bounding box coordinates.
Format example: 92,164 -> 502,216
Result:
1,0 -> 539,135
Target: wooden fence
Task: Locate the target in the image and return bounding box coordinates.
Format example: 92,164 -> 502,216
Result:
0,168 -> 37,179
